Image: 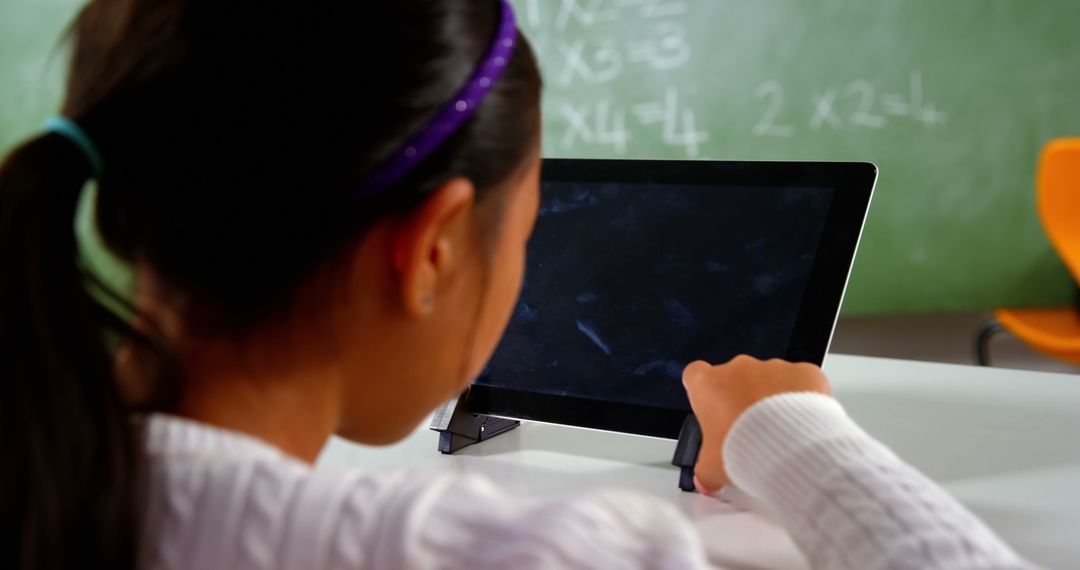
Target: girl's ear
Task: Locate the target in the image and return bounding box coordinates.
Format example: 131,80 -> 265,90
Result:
388,177 -> 477,316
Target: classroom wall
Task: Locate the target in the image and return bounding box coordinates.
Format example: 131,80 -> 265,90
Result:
513,0 -> 1080,316
0,0 -> 76,159
3,0 -> 1078,316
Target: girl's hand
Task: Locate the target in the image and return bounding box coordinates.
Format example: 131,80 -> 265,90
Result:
681,355 -> 832,494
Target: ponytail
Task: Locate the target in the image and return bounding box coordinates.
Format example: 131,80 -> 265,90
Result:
0,133 -> 136,569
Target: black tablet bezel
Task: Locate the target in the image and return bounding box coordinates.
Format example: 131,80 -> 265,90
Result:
463,159 -> 876,439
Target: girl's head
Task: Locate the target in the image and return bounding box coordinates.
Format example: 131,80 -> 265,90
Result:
0,1 -> 541,567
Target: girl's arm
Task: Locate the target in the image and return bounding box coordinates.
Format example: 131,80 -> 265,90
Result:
686,358 -> 1032,570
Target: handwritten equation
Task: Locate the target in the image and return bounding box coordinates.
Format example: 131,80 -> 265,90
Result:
520,1 -> 949,157
752,72 -> 948,138
556,87 -> 708,156
519,0 -> 708,157
522,0 -> 689,30
549,21 -> 691,86
525,0 -> 693,86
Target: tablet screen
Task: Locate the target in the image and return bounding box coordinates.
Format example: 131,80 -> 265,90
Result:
475,180 -> 835,412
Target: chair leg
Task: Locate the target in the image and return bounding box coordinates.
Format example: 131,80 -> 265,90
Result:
975,319 -> 1005,367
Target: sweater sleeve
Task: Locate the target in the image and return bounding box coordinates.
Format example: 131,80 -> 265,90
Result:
722,392 -> 1033,570
287,468 -> 713,570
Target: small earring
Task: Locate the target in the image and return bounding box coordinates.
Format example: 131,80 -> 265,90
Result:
422,295 -> 434,308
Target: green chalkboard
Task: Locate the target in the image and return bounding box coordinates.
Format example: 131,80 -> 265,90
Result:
0,0 -> 78,157
513,0 -> 1080,315
2,0 -> 1078,315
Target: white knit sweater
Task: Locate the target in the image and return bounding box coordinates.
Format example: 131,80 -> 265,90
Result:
137,393 -> 1031,569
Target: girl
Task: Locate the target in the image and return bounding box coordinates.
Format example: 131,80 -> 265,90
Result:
0,1 -> 1030,568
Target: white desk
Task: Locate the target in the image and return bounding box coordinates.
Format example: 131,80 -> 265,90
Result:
317,355 -> 1080,569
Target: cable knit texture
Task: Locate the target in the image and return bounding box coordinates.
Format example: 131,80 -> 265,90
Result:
723,392 -> 1031,570
137,414 -> 706,570
138,395 -> 1031,569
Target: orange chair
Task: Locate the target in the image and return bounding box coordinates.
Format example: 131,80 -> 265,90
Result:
977,138 -> 1080,366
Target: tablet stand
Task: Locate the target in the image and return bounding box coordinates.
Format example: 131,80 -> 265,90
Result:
430,391 -> 520,454
671,414 -> 703,492
433,394 -> 700,491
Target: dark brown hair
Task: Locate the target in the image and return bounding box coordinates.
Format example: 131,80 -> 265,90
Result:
0,1 -> 541,567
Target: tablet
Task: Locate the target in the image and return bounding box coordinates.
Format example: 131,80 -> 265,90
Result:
466,159 -> 876,439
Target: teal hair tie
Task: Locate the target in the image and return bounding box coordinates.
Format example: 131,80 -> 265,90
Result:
44,115 -> 103,178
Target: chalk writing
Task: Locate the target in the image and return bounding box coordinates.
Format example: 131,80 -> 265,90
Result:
754,72 -> 948,137
625,21 -> 691,70
753,81 -> 795,138
527,0 -> 689,29
556,87 -> 706,157
557,99 -> 630,153
632,87 -> 708,157
550,22 -> 691,86
519,0 -> 708,157
557,40 -> 624,86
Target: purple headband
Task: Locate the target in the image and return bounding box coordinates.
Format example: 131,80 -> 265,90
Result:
357,0 -> 518,196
